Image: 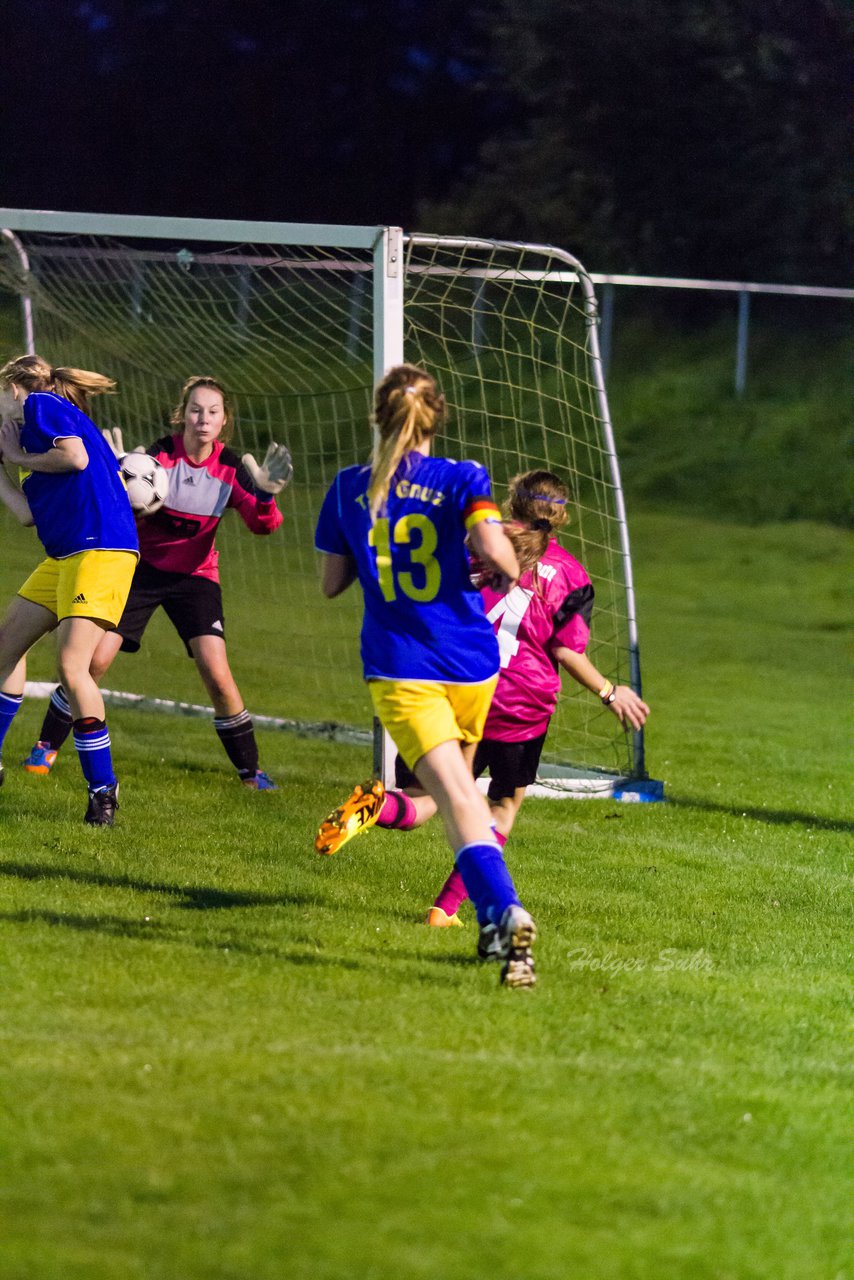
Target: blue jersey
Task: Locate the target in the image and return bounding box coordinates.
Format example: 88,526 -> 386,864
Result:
315,451 -> 502,682
19,392 -> 138,560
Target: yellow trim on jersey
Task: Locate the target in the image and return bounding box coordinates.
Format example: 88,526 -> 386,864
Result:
463,504 -> 501,531
19,550 -> 137,627
368,676 -> 498,771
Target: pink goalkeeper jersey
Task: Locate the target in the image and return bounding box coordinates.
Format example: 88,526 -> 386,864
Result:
481,538 -> 594,742
137,434 -> 283,581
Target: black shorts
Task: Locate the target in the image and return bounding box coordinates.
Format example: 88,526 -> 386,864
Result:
394,731 -> 548,802
116,561 -> 227,656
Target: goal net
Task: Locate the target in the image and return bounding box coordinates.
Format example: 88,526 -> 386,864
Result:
0,212 -> 653,797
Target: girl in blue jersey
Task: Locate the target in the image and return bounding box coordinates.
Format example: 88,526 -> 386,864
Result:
314,363 -> 538,988
0,354 -> 138,825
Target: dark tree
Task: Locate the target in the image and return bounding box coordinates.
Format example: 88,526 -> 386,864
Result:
420,0 -> 853,282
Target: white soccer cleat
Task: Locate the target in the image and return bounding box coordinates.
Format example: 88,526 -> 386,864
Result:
497,905 -> 537,989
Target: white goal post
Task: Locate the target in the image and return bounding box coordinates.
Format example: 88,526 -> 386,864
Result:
0,208 -> 660,801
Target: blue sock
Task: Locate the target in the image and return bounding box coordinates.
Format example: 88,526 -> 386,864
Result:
455,841 -> 520,927
73,717 -> 116,791
0,690 -> 23,755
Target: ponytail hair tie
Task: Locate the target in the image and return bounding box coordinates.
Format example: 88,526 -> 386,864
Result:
532,517 -> 552,532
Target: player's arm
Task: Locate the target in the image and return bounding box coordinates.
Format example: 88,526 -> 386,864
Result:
315,473 -> 356,596
553,644 -> 650,730
0,421 -> 88,473
320,552 -> 357,598
462,469 -> 519,590
467,520 -> 519,592
0,459 -> 33,525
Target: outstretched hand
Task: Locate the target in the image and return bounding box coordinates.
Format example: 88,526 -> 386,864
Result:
102,427 -> 145,459
242,442 -> 293,496
102,427 -> 125,459
609,686 -> 650,731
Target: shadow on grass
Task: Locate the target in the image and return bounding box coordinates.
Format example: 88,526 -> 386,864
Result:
0,860 -> 319,910
424,951 -> 481,968
0,908 -> 361,968
667,795 -> 853,835
356,938 -> 480,970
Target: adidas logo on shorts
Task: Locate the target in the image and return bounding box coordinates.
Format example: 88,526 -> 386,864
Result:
72,593 -> 87,604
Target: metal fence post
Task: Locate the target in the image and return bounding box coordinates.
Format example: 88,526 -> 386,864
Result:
735,289 -> 750,395
599,282 -> 615,377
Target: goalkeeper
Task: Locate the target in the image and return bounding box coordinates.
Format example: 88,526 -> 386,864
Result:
22,375 -> 292,792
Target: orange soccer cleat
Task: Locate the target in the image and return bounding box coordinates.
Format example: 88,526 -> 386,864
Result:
22,742 -> 59,775
314,779 -> 385,856
424,906 -> 465,928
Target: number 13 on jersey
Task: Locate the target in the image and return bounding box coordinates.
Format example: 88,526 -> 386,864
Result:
369,514 -> 441,602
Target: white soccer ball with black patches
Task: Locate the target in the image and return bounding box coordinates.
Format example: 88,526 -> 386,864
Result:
120,453 -> 169,515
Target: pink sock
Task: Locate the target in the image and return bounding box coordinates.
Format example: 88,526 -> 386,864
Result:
377,789 -> 418,830
434,866 -> 468,916
493,828 -> 507,847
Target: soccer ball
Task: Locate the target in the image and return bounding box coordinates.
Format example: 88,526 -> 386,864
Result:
121,453 -> 169,515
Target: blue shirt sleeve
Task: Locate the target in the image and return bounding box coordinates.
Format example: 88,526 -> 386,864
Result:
458,459 -> 493,502
455,459 -> 500,529
23,392 -> 83,453
314,473 -> 351,555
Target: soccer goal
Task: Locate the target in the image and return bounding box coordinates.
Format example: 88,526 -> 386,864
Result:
0,210 -> 659,800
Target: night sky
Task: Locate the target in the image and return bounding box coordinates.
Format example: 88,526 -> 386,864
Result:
1,0 -> 850,282
3,1 -> 491,226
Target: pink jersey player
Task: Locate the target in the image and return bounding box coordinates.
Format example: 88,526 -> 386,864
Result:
139,431 -> 283,579
479,537 -> 593,742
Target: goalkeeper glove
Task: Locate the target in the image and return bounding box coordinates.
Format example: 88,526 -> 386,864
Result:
102,427 -> 145,459
242,442 -> 293,496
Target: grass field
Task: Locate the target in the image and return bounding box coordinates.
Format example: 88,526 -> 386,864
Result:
0,509 -> 850,1280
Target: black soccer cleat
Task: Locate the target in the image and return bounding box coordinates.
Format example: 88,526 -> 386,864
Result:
476,921 -> 502,961
84,782 -> 119,827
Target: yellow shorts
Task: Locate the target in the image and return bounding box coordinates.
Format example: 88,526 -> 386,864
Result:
18,550 -> 137,628
369,676 -> 498,772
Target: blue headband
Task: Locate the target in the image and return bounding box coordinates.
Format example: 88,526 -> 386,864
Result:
517,490 -> 566,504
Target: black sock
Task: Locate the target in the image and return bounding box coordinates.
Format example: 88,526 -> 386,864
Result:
39,685 -> 74,751
213,709 -> 259,778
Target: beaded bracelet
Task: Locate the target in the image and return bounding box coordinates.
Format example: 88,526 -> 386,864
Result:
599,680 -> 617,705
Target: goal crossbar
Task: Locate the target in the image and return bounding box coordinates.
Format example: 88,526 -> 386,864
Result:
0,208 -> 385,250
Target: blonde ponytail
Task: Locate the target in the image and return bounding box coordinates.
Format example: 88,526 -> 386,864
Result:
0,353 -> 115,413
367,365 -> 445,521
